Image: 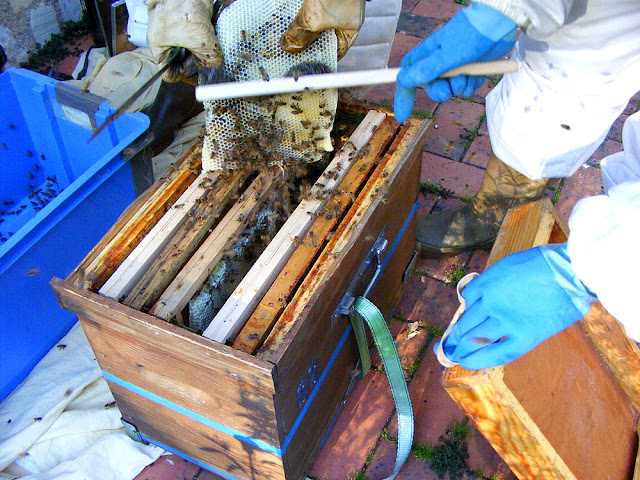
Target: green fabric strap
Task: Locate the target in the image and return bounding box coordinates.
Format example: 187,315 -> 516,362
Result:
350,296 -> 414,480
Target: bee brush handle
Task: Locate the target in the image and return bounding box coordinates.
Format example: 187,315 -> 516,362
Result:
195,59 -> 517,102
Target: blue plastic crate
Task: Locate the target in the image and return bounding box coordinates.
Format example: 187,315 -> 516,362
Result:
0,68 -> 149,402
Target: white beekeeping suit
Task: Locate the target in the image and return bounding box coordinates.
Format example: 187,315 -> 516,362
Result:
473,0 -> 640,332
476,0 -> 640,179
123,0 -> 402,71
568,113 -> 640,335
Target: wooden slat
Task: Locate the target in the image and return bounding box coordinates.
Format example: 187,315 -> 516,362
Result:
442,199 -> 639,480
99,172 -> 211,301
202,110 -> 388,343
581,302 -> 640,412
232,119 -> 396,353
259,119 -> 428,362
50,277 -> 280,444
109,382 -> 286,480
150,172 -> 279,322
269,118 -> 427,469
68,143 -> 202,291
123,170 -> 248,312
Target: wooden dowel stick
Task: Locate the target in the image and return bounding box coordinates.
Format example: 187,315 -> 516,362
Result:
195,60 -> 517,102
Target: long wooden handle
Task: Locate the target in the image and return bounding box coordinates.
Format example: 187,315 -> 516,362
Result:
195,59 -> 517,102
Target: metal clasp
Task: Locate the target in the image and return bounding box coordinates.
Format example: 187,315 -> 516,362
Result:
331,228 -> 388,325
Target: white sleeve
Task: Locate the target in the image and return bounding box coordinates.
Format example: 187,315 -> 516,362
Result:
473,0 -> 577,38
567,181 -> 640,338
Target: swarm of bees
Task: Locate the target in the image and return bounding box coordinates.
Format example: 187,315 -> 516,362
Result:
0,129 -> 56,243
199,3 -> 338,173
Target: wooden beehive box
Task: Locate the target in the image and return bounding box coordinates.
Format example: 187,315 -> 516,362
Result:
443,199 -> 640,479
51,106 -> 430,480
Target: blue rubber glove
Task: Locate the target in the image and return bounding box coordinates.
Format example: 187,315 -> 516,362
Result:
394,3 -> 516,122
438,243 -> 597,369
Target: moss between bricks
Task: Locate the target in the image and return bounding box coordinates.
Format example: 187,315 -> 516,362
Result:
20,13 -> 90,72
412,417 -> 500,480
445,263 -> 468,287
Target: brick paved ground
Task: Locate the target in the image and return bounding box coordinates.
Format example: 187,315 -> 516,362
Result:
48,1 -> 638,478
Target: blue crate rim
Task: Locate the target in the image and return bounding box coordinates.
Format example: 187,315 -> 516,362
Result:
0,68 -> 149,274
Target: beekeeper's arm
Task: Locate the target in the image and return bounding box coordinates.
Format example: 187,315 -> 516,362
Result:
438,114 -> 640,370
393,0 -> 578,122
280,0 -> 365,60
145,0 -> 223,82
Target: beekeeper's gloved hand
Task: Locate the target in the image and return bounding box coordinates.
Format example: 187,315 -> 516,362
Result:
281,0 -> 365,60
146,0 -> 223,83
438,243 -> 596,370
394,3 -> 516,122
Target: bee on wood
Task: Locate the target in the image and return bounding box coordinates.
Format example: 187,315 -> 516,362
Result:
173,203 -> 184,209
309,231 -> 318,247
259,66 -> 270,82
290,104 -> 303,115
291,235 -> 301,246
278,297 -> 288,309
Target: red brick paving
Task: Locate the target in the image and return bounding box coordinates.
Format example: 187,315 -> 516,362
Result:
420,151 -> 485,196
411,0 -> 463,21
424,98 -> 486,161
462,133 -> 492,169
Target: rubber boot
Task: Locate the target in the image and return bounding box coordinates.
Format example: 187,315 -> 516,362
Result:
417,154 -> 551,255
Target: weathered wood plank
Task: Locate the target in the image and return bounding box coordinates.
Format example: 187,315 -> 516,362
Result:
50,277 -> 279,444
150,172 -> 279,322
123,170 -> 248,312
99,172 -> 211,301
69,143 -> 202,291
109,382 -> 286,480
202,111 -> 388,343
442,199 -> 639,480
232,119 -> 396,354
581,302 -> 640,413
259,118 -> 428,362
261,118 -> 428,443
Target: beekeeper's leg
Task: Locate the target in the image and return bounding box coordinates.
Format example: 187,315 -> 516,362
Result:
417,1 -> 640,255
417,154 -> 551,254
